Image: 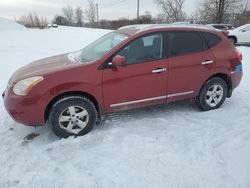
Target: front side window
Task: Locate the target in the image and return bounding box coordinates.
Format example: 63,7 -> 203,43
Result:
116,33 -> 163,64
77,32 -> 128,62
168,31 -> 204,57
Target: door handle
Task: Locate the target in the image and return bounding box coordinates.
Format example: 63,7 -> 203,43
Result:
152,68 -> 167,73
202,60 -> 214,65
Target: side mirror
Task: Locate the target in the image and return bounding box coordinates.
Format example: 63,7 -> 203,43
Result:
111,55 -> 127,67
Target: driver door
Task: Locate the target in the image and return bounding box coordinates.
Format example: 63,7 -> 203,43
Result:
102,33 -> 168,112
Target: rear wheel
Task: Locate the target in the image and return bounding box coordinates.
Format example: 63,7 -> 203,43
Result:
196,77 -> 228,111
48,96 -> 97,138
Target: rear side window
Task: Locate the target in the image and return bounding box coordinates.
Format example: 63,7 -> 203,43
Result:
202,32 -> 221,48
168,31 -> 204,57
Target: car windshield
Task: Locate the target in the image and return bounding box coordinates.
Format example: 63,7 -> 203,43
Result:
235,24 -> 250,31
76,32 -> 128,62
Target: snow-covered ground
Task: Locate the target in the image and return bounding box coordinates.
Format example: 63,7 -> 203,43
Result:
0,17 -> 26,31
0,26 -> 250,188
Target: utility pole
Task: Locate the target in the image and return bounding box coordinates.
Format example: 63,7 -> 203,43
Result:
137,0 -> 140,23
96,3 -> 99,22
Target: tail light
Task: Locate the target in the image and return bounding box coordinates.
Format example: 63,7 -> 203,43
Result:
233,50 -> 243,62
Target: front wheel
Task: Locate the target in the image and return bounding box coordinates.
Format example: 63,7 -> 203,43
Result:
196,77 -> 228,111
48,96 -> 97,138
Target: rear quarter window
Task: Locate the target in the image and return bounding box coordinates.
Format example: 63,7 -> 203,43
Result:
202,32 -> 221,48
168,31 -> 205,57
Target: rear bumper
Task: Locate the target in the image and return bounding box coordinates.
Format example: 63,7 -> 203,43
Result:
3,89 -> 45,126
229,70 -> 243,95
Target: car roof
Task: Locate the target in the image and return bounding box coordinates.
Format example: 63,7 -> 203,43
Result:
235,24 -> 250,30
207,24 -> 233,26
117,24 -> 217,36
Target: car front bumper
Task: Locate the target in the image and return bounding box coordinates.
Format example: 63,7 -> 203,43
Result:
3,88 -> 45,126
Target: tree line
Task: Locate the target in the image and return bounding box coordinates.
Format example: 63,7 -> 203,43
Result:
18,0 -> 96,28
155,0 -> 250,26
18,0 -> 250,29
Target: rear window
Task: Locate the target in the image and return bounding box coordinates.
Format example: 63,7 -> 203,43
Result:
226,26 -> 234,30
202,32 -> 221,48
213,25 -> 227,30
168,31 -> 204,57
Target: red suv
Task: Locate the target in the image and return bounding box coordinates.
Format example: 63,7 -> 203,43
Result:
3,24 -> 243,138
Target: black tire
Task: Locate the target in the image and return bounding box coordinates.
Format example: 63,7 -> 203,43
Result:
196,77 -> 228,111
48,96 -> 97,138
228,36 -> 237,45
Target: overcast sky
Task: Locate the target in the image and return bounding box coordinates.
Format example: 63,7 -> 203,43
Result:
0,0 -> 200,21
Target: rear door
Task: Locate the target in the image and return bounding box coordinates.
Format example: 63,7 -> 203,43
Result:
102,33 -> 168,112
166,31 -> 215,102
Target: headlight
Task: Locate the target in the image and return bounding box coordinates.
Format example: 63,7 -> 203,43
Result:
13,76 -> 44,96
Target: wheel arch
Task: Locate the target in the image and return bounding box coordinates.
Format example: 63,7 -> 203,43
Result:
200,73 -> 232,98
44,91 -> 101,122
228,35 -> 237,43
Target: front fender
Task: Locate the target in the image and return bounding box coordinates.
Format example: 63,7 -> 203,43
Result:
32,81 -> 103,123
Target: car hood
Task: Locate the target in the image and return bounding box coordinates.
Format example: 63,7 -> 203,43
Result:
11,54 -> 78,82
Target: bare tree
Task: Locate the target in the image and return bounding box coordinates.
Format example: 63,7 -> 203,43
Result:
230,0 -> 250,26
63,5 -> 74,25
139,11 -> 153,24
19,13 -> 48,28
85,0 -> 97,23
75,7 -> 84,27
154,0 -> 186,23
53,15 -> 69,26
195,0 -> 241,23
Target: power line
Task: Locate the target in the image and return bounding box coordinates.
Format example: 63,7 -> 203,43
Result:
98,0 -> 129,9
95,0 -> 141,21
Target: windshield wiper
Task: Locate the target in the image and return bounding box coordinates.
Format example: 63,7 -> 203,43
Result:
74,56 -> 80,62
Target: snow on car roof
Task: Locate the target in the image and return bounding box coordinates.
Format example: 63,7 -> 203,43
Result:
117,24 -> 216,35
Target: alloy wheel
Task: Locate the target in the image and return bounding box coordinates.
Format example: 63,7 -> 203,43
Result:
205,84 -> 224,107
59,106 -> 89,134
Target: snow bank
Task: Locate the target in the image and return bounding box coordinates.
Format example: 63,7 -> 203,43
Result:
0,17 -> 26,31
0,27 -> 250,188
